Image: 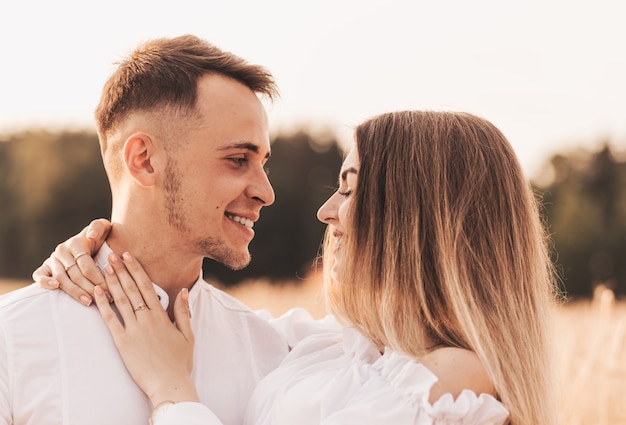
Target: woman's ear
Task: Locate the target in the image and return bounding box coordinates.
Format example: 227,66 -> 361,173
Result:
123,133 -> 159,187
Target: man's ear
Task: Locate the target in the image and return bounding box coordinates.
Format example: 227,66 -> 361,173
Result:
123,133 -> 159,187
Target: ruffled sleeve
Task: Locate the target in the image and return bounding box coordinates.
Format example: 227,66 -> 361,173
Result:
267,307 -> 341,348
321,350 -> 509,425
427,390 -> 509,424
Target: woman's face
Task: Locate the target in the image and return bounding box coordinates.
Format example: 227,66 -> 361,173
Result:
317,140 -> 360,281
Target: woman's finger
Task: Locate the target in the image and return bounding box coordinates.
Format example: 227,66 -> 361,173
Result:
63,223 -> 108,289
54,242 -> 81,274
120,252 -> 162,311
85,218 -> 113,242
68,220 -> 109,273
64,257 -> 103,301
171,288 -> 195,385
52,235 -> 104,302
174,288 -> 194,343
103,261 -> 137,322
73,251 -> 106,289
34,253 -> 94,306
93,285 -> 125,337
32,253 -> 60,289
107,253 -> 148,314
33,219 -> 114,307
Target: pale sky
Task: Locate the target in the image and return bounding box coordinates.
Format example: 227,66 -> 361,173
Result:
1,0 -> 624,178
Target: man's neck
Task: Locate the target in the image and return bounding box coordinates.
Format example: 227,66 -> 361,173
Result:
105,225 -> 203,319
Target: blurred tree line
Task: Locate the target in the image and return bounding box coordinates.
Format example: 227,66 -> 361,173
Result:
533,143 -> 626,297
1,129 -> 625,297
0,131 -> 111,279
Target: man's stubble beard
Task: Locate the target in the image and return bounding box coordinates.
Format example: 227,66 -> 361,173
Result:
163,160 -> 251,271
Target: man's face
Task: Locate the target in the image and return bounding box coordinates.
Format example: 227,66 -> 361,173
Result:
163,74 -> 275,270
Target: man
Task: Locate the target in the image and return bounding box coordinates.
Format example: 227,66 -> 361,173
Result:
0,35 -> 289,425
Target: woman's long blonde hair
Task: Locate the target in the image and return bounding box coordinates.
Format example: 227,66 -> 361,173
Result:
322,111 -> 558,425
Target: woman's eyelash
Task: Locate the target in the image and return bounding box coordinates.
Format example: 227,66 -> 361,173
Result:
323,185 -> 351,196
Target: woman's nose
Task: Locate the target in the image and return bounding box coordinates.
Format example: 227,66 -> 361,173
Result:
317,192 -> 339,224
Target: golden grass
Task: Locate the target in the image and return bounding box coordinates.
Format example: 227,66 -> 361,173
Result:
2,276 -> 624,423
554,286 -> 626,425
218,272 -> 327,319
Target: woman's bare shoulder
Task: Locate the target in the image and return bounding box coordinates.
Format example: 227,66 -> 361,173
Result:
420,346 -> 496,404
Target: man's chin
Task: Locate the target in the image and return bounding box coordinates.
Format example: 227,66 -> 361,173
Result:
226,259 -> 250,271
215,251 -> 251,271
197,238 -> 251,270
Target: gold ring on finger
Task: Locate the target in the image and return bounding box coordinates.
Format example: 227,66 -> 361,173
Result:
73,251 -> 90,261
65,262 -> 77,272
133,303 -> 147,312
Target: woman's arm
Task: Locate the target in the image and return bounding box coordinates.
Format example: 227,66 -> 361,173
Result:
36,228 -> 223,424
93,251 -> 198,407
32,218 -> 112,305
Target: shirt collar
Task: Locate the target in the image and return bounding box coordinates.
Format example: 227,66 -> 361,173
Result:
93,242 -> 170,310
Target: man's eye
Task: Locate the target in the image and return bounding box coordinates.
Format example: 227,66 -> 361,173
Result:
230,157 -> 247,165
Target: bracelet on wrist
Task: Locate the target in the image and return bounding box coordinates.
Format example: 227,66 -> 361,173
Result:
149,400 -> 175,425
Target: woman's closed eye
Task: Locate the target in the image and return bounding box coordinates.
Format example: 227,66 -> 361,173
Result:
323,185 -> 351,197
338,188 -> 352,197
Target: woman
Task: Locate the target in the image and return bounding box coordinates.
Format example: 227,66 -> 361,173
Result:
35,110 -> 558,425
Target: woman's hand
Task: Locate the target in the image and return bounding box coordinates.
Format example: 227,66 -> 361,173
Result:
32,218 -> 112,306
93,251 -> 198,407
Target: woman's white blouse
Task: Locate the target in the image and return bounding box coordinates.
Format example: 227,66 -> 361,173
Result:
156,308 -> 509,425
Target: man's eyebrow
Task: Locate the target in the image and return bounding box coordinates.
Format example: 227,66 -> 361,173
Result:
340,167 -> 358,182
218,141 -> 271,159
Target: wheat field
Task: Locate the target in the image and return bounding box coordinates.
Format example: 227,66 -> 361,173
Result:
2,277 -> 625,424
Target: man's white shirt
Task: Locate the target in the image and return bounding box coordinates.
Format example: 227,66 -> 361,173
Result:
0,244 -> 289,425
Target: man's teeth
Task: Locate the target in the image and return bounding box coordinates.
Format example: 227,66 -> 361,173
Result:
228,214 -> 254,228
